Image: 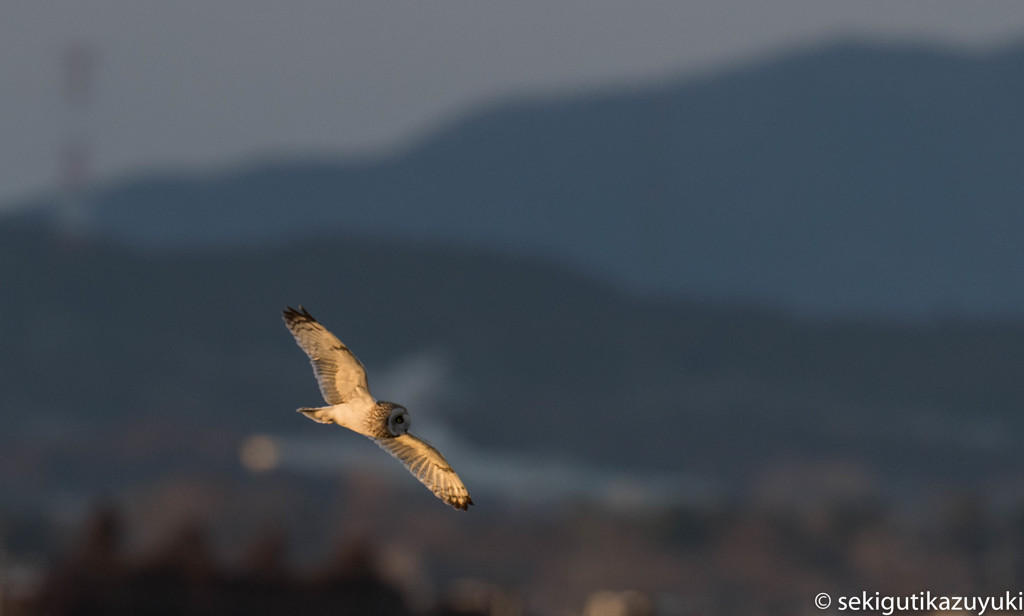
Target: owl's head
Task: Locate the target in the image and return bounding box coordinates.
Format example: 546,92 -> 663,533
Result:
382,402 -> 410,436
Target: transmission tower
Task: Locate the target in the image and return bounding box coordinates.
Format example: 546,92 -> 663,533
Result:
56,42 -> 97,238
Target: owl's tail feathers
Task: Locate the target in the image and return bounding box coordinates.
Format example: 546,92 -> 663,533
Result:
297,407 -> 335,424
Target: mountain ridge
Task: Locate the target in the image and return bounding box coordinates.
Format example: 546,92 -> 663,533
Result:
6,38 -> 1024,317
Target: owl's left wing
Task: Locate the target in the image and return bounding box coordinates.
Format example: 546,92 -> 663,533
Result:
373,433 -> 473,511
282,306 -> 370,405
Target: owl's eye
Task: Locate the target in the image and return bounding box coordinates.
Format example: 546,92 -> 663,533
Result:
386,407 -> 410,436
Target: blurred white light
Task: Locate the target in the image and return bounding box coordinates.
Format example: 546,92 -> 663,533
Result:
239,434 -> 280,473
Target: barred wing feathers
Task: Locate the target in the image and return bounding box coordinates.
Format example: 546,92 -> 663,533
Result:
374,433 -> 473,511
282,306 -> 370,405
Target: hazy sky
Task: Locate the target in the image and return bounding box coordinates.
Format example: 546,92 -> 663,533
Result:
2,1 -> 1023,208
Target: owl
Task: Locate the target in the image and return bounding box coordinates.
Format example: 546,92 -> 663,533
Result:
282,306 -> 473,510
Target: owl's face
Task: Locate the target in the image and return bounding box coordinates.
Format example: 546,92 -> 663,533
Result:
384,403 -> 410,436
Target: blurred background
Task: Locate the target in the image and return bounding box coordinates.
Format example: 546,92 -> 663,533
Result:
3,2 -> 1024,614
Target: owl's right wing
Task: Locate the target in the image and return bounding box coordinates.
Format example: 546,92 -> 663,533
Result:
282,306 -> 370,405
373,433 -> 473,511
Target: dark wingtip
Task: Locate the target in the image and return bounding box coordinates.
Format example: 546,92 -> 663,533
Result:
282,305 -> 316,322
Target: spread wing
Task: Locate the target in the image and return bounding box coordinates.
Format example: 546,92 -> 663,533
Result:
374,433 -> 473,511
282,306 -> 370,405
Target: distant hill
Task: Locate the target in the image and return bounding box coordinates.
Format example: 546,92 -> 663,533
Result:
2,222 -> 1024,506
8,39 -> 1024,317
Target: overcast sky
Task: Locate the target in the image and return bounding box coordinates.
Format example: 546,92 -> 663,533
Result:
2,1 -> 1023,209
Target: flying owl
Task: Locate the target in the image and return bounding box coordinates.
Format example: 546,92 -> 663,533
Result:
282,306 -> 473,510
